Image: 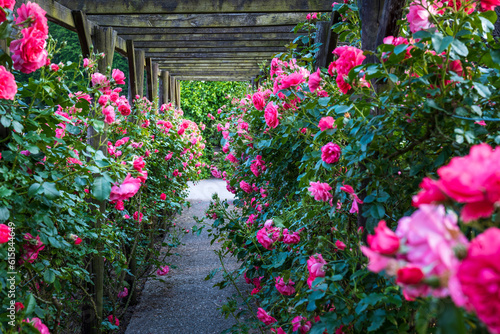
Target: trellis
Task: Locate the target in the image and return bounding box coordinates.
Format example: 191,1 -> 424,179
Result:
20,0 -> 337,109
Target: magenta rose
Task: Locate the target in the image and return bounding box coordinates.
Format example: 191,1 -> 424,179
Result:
0,0 -> 16,23
407,0 -> 436,33
275,276 -> 296,296
279,71 -> 306,90
318,116 -> 335,131
307,253 -> 327,288
0,224 -> 11,243
396,266 -> 424,285
321,142 -> 341,164
308,181 -> 333,202
10,27 -> 48,74
481,0 -> 500,11
252,92 -> 266,110
256,225 -> 280,250
456,227 -> 500,334
112,69 -> 126,85
367,220 -> 400,255
292,316 -> 312,334
257,308 -> 277,325
264,102 -> 279,128
308,68 -> 321,92
239,180 -> 252,193
0,66 -> 17,100
15,2 -> 48,36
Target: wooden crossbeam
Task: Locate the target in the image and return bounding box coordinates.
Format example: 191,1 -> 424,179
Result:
56,0 -> 335,15
176,76 -> 251,81
118,32 -> 296,42
143,47 -> 285,53
110,26 -> 297,35
145,52 -> 278,58
154,58 -> 269,64
134,40 -> 288,48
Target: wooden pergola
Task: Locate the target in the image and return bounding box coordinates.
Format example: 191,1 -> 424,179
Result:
24,0 -> 336,107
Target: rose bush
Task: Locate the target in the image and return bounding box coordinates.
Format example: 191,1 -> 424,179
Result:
0,3 -> 207,332
201,1 -> 500,333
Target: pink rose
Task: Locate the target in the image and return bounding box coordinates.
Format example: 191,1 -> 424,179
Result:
335,240 -> 346,250
264,102 -> 279,128
107,315 -> 119,326
480,0 -> 500,11
396,265 -> 424,285
256,224 -> 280,250
117,287 -> 128,299
133,156 -> 145,171
412,177 -> 447,207
257,308 -> 277,325
91,72 -> 109,88
456,227 -> 500,334
436,143 -> 500,222
15,2 -> 48,36
283,229 -> 300,244
407,0 -> 436,33
239,181 -> 252,193
0,66 -> 17,100
292,316 -> 312,334
21,233 -> 45,264
308,68 -> 321,92
328,46 -> 367,94
0,0 -> 15,23
279,71 -> 306,90
115,200 -> 124,211
275,276 -> 296,295
367,220 -> 400,255
10,27 -> 48,74
321,142 -> 341,164
0,224 -> 11,243
157,265 -> 170,276
112,69 -> 126,85
318,116 -> 335,131
160,193 -> 166,200
24,318 -> 49,334
109,173 -> 142,202
307,253 -> 327,288
308,181 -> 333,202
252,92 -> 266,110
360,246 -> 394,273
102,105 -> 115,124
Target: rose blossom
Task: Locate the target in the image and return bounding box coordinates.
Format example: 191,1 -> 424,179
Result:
102,105 -> 115,124
292,316 -> 312,334
157,265 -> 170,276
0,224 -> 11,243
257,308 -> 277,325
0,66 -> 17,100
396,265 -> 425,285
160,193 -> 166,200
307,253 -> 327,288
112,69 -> 126,85
264,102 -> 279,128
239,181 -> 252,193
328,46 -> 367,94
456,227 -> 500,334
256,223 -> 280,250
109,173 -> 142,202
407,0 -> 436,33
24,318 -> 49,334
480,0 -> 500,11
308,181 -> 333,202
367,220 -> 400,255
275,276 -> 296,295
15,2 -> 48,36
318,116 -> 335,131
308,68 -> 321,92
10,27 -> 48,74
0,0 -> 15,23
282,229 -> 300,244
252,92 -> 266,110
335,240 -> 346,250
321,142 -> 341,164
21,233 -> 45,263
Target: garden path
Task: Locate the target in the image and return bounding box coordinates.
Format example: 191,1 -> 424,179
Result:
125,179 -> 241,334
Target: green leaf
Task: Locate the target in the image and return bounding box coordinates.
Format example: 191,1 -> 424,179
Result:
93,120 -> 105,133
42,182 -> 60,199
27,145 -> 40,155
25,294 -> 37,316
436,300 -> 466,334
0,206 -> 9,222
393,44 -> 408,55
28,183 -> 42,197
474,82 -> 491,98
1,115 -> 11,127
92,177 -> 111,201
431,33 -> 453,54
12,120 -> 23,133
360,132 -> 374,152
368,309 -> 386,332
44,269 -> 56,284
0,186 -> 12,197
451,39 -> 468,57
318,97 -> 330,106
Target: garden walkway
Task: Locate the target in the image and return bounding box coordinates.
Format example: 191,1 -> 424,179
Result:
125,179 -> 241,334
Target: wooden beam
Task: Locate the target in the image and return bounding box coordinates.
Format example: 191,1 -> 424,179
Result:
72,11 -> 93,58
170,76 -> 176,106
145,52 -> 277,58
146,58 -> 159,103
134,40 -> 286,48
135,49 -> 145,97
176,76 -> 251,81
88,13 -> 308,28
176,81 -> 181,108
92,26 -> 117,71
126,40 -> 138,101
156,58 -> 267,64
142,46 -> 285,54
111,25 -> 297,36
116,32 -> 296,42
56,0 -> 335,15
159,64 -> 259,69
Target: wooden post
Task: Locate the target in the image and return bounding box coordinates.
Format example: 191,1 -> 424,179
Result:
92,26 -> 116,71
135,49 -> 145,98
176,80 -> 181,108
169,76 -> 176,107
160,71 -> 169,106
146,59 -> 159,104
314,21 -> 330,69
325,11 -> 342,66
72,11 -> 92,58
126,40 -> 138,102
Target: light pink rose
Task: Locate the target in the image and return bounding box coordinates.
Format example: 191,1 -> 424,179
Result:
308,68 -> 321,92
102,105 -> 115,124
456,227 -> 500,334
307,253 -> 327,288
407,0 -> 436,33
10,27 -> 48,74
308,181 -> 333,202
256,225 -> 280,250
109,173 -> 142,202
15,2 -> 48,36
321,142 -> 341,164
318,116 -> 335,131
112,69 -> 126,85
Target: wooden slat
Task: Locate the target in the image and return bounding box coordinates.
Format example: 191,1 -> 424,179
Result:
134,40 -> 287,48
143,47 -> 285,53
145,52 -> 278,58
56,0 -> 335,15
117,32 -> 296,42
72,11 -> 92,57
110,25 -> 297,35
92,26 -> 117,70
126,40 -> 138,101
135,49 -> 145,97
176,76 -> 251,81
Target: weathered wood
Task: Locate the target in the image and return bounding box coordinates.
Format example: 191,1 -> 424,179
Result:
358,0 -> 385,64
495,7 -> 500,38
314,21 -> 330,69
57,0 -> 335,15
375,0 -> 405,48
325,11 -> 341,65
117,32 -> 296,42
164,70 -> 261,76
143,46 -> 285,54
134,49 -> 145,98
88,13 -> 308,28
160,71 -> 169,105
72,11 -> 93,57
169,76 -> 176,106
159,63 -> 259,68
146,58 -> 159,103
92,26 -> 117,71
111,25 -> 298,35
176,81 -> 181,108
0,40 -> 8,56
126,40 -> 138,101
157,58 -> 266,64
134,40 -> 286,48
145,52 -> 276,58
176,76 -> 251,81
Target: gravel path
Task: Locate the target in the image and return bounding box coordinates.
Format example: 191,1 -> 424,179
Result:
125,179 -> 241,334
